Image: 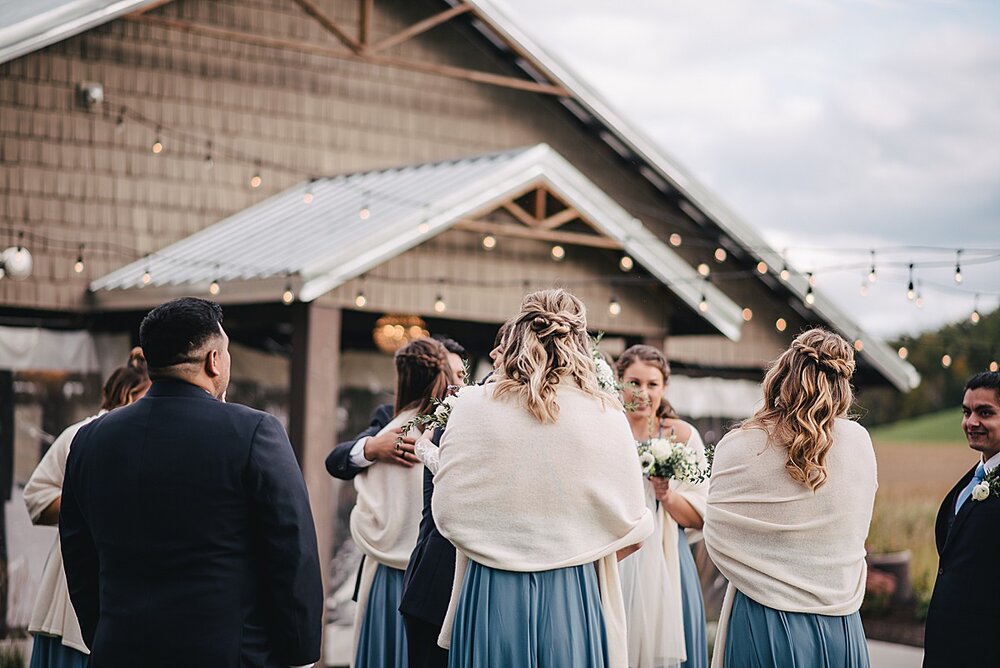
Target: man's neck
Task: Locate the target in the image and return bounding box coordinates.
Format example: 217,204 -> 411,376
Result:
153,374 -> 216,398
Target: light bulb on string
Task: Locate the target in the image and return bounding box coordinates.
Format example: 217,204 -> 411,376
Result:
698,279 -> 709,313
619,255 -> 634,271
859,279 -> 869,297
209,279 -> 220,295
867,250 -> 877,283
433,294 -> 447,313
714,247 -> 727,263
990,361 -> 999,373
359,192 -> 371,220
281,284 -> 294,305
741,307 -> 753,322
805,285 -> 815,307
355,291 -> 367,308
941,354 -> 953,369
854,338 -> 864,352
898,346 -> 909,360
151,128 -> 163,154
756,261 -> 768,275
1,232 -> 33,280
303,189 -> 314,204
808,273 -> 817,287
608,296 -> 622,317
482,234 -> 497,250
141,255 -> 152,286
669,233 -> 682,247
971,294 -> 981,324
914,281 -> 924,309
73,245 -> 84,274
697,263 -> 710,277
906,263 -> 915,300
954,250 -> 963,284
551,245 -> 566,261
779,263 -> 790,282
775,318 -> 787,332
249,162 -> 262,189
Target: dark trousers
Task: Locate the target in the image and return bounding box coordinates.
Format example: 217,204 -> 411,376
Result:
403,614 -> 448,668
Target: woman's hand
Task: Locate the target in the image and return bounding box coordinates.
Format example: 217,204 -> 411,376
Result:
364,429 -> 420,466
649,476 -> 672,503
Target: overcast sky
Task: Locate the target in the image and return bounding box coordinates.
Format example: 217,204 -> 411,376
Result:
504,0 -> 1000,338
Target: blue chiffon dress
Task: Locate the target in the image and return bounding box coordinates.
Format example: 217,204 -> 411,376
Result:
355,563 -> 408,667
28,635 -> 88,668
448,560 -> 609,668
723,589 -> 870,667
677,528 -> 708,668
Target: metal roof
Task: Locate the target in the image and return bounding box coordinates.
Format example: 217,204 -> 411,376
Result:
0,0 -> 163,65
90,143 -> 747,341
5,0 -> 917,388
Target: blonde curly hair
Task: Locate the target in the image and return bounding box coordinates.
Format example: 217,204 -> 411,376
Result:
743,328 -> 856,491
492,289 -> 602,423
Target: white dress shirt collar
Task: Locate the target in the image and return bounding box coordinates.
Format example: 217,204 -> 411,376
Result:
982,451 -> 1000,474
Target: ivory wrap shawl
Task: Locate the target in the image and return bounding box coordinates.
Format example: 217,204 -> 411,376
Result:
349,409 -> 425,665
432,384 -> 654,668
704,419 -> 877,667
24,413 -> 103,654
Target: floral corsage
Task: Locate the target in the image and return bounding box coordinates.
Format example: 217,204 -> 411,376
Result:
973,467 -> 1000,502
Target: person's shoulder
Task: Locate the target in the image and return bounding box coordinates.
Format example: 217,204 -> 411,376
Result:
661,418 -> 694,444
834,417 -> 873,444
714,424 -> 769,459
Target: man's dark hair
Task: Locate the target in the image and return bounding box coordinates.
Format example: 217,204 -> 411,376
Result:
966,371 -> 1000,400
432,334 -> 467,360
139,298 -> 224,371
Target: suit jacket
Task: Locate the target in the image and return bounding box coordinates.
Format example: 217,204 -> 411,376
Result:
59,380 -> 323,668
399,428 -> 455,627
325,403 -> 394,480
924,463 -> 1000,667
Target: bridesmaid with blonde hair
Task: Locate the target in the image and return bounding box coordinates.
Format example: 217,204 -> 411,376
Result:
705,328 -> 876,667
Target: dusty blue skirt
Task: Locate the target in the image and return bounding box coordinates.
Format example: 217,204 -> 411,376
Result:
724,589 -> 870,668
448,560 -> 609,668
29,634 -> 88,668
356,563 -> 408,668
678,529 -> 708,668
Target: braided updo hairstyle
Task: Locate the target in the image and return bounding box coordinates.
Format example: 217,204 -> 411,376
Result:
493,288 -> 601,423
743,328 -> 856,491
393,337 -> 451,418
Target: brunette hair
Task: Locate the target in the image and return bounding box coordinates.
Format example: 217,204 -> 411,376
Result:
493,289 -> 601,423
615,344 -> 678,419
743,328 -> 856,491
393,338 -> 451,417
101,347 -> 151,410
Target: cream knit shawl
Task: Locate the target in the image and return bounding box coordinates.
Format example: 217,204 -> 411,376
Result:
432,384 -> 654,668
704,419 -> 877,667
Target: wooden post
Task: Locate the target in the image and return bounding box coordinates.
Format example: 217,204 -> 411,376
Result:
289,303 -> 341,660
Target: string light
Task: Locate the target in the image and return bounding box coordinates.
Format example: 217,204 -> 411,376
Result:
669,233 -> 682,247
551,245 -> 566,261
151,127 -> 163,154
859,280 -> 869,297
954,250 -> 963,284
73,245 -> 84,274
714,247 -> 727,262
303,181 -> 314,203
418,222 -> 430,234
990,361 -> 999,373
854,338 -> 864,352
204,141 -> 213,170
971,294 -> 981,324
281,283 -> 294,305
868,251 -> 877,283
355,291 -> 367,308
906,264 -> 915,300
941,354 -> 952,368
608,295 -> 622,317
249,162 -> 262,189
804,273 -> 815,307
898,346 -> 908,360
697,263 -> 710,277
756,261 -> 768,274
359,191 -> 371,220
433,294 -> 447,313
915,285 -> 924,309
775,318 -> 787,332
741,307 -> 753,321
808,273 -> 817,287
209,278 -> 220,295
1,232 -> 33,280
779,263 -> 790,281
482,234 -> 497,250
141,254 -> 152,285
698,294 -> 709,313
619,255 -> 634,271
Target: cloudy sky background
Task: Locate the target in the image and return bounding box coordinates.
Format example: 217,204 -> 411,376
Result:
505,0 -> 1000,338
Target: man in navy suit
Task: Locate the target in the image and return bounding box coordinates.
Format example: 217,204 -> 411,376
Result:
924,371 -> 1000,667
60,297 -> 322,668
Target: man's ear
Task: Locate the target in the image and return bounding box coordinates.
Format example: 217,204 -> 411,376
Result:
205,348 -> 221,378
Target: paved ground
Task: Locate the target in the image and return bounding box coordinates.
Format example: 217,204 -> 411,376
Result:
869,639 -> 924,667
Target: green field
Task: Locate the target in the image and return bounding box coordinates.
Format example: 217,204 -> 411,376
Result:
869,408 -> 965,445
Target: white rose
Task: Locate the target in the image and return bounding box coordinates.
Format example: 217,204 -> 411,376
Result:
650,438 -> 673,462
433,402 -> 450,419
973,482 -> 990,501
638,452 -> 655,471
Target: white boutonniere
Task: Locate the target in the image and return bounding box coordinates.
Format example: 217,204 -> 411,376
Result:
973,467 -> 1000,502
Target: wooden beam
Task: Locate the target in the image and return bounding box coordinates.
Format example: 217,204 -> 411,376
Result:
125,0 -> 172,17
502,201 -> 539,228
369,4 -> 473,53
127,15 -> 570,97
538,207 -> 580,230
455,219 -> 621,250
359,0 -> 373,46
290,0 -> 363,53
533,188 -> 546,221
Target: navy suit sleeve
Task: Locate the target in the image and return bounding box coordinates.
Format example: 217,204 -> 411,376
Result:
246,413 -> 323,665
59,428 -> 99,647
325,404 -> 393,480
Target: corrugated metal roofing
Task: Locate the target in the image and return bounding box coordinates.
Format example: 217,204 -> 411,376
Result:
90,143 -> 747,341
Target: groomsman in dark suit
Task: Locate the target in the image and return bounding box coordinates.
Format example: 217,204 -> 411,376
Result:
60,297 -> 322,668
924,371 -> 1000,667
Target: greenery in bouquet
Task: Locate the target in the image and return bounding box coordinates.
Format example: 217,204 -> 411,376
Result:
590,333 -> 639,411
636,429 -> 714,484
397,358 -> 472,445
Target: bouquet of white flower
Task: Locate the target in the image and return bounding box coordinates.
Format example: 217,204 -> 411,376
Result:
636,428 -> 714,484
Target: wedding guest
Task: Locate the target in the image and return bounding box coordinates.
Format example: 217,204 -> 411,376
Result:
616,345 -> 709,668
326,336 -> 467,480
433,289 -> 653,668
60,297 -> 322,668
704,328 -> 875,668
351,337 -> 452,668
924,371 -> 1000,667
25,348 -> 150,668
401,324 -> 510,668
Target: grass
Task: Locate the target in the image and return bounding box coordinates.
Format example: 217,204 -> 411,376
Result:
869,408 -> 965,445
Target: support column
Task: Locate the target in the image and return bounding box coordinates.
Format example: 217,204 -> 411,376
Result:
289,303 -> 341,659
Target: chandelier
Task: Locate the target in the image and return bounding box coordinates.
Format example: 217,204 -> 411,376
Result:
372,314 -> 429,354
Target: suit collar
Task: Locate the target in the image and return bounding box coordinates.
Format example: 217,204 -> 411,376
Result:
146,379 -> 219,400
942,464 -> 986,554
